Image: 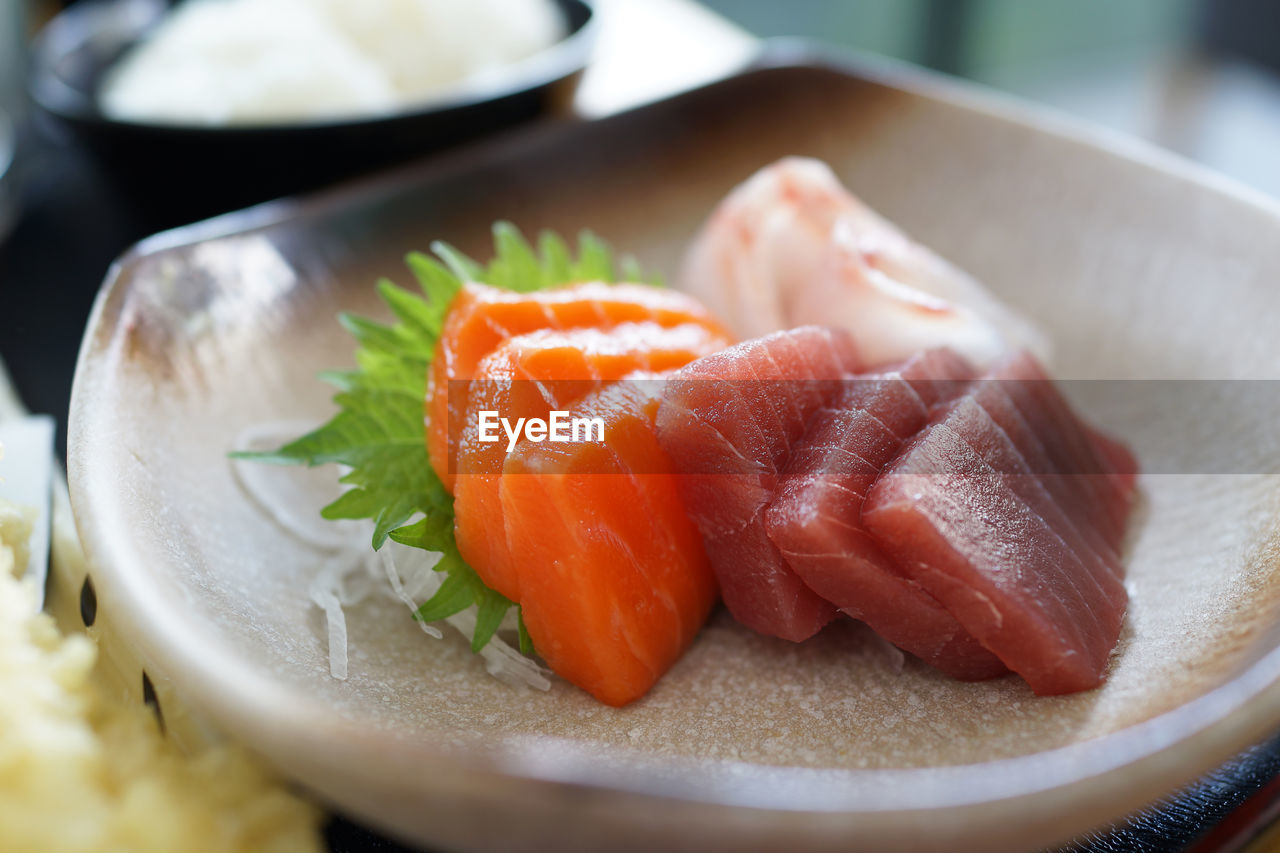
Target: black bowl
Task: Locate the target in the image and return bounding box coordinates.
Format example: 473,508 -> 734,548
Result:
28,0 -> 596,227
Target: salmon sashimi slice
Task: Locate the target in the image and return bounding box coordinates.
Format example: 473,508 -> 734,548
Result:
428,281 -> 731,491
453,322 -> 730,601
502,380 -> 718,706
655,326 -> 865,642
863,354 -> 1136,694
765,349 -> 1008,680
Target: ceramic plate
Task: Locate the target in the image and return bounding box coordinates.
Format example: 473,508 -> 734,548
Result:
69,50 -> 1280,852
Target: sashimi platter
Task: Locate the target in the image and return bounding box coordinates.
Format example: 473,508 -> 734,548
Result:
68,57 -> 1280,849
237,157 -> 1140,706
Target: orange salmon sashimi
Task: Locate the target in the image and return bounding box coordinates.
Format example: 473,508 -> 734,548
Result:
452,322 -> 731,601
428,282 -> 731,491
502,379 -> 718,706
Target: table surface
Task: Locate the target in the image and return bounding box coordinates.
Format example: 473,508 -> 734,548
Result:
3,2 -> 1279,851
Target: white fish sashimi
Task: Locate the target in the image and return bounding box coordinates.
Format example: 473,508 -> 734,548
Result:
801,219 -> 1012,367
680,158 -> 840,339
679,157 -> 1049,368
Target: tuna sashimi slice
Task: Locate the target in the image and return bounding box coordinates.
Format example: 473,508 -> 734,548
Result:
963,376 -> 1125,576
991,352 -> 1138,549
765,349 -> 1007,680
836,348 -> 973,438
939,397 -> 1127,614
503,380 -> 718,706
863,367 -> 1135,694
656,326 -> 864,642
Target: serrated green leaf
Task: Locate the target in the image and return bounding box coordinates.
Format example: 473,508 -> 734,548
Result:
352,350 -> 429,395
414,570 -> 478,622
492,221 -> 544,292
339,313 -> 433,360
377,278 -> 439,340
388,514 -> 450,550
405,251 -> 461,326
319,488 -> 382,520
227,449 -> 296,464
574,232 -> 614,281
472,586 -> 511,652
431,240 -> 484,283
317,369 -> 359,391
243,224 -> 651,659
620,255 -> 659,286
337,313 -> 398,350
517,609 -> 534,656
538,231 -> 572,284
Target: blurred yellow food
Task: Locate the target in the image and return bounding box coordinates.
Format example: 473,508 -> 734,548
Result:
0,497 -> 33,577
0,498 -> 324,853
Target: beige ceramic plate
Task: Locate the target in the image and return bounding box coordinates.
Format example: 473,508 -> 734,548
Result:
69,50 -> 1280,852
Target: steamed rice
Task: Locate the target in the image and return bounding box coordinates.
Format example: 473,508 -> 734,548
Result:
100,0 -> 564,125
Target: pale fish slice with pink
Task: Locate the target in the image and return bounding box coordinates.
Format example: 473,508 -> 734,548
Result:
679,156 -> 1049,368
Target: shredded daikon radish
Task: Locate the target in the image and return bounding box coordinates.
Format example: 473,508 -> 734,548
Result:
304,545 -> 377,680
377,542 -> 444,641
862,626 -> 907,675
232,421 -> 549,689
380,543 -> 550,690
307,582 -> 348,680
231,421 -> 368,551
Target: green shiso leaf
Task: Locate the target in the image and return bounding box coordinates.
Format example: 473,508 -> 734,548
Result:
238,222 -> 652,656
517,610 -> 535,657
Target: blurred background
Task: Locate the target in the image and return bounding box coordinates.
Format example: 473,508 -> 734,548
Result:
4,0 -> 1279,248
3,0 -> 1280,446
4,0 -> 1280,456
702,0 -> 1280,197
3,0 -> 1279,224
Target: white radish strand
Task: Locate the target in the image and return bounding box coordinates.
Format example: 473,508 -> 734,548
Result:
231,422 -> 549,689
380,542 -> 550,690
377,541 -> 445,641
230,420 -> 369,551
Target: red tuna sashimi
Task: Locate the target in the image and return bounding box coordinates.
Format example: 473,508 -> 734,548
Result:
655,326 -> 864,642
963,374 -> 1126,577
940,397 -> 1127,611
863,357 -> 1136,694
993,352 -> 1138,549
765,349 -> 1008,680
